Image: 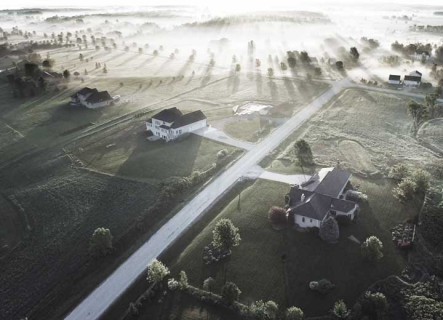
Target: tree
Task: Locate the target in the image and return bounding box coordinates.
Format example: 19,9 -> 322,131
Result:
89,227 -> 113,256
294,139 -> 313,165
319,217 -> 339,243
203,277 -> 215,293
300,51 -> 311,64
249,300 -> 279,320
79,53 -> 83,61
425,93 -> 438,119
212,218 -> 241,252
280,62 -> 288,70
350,47 -> 360,60
146,259 -> 169,284
361,291 -> 388,318
267,68 -> 274,77
412,169 -> 431,194
388,163 -> 409,182
221,282 -> 241,305
285,306 -> 304,320
178,270 -> 188,289
63,69 -> 70,79
42,59 -> 54,69
393,178 -> 416,201
406,100 -> 427,133
235,64 -> 241,72
336,61 -> 344,70
331,300 -> 349,319
287,52 -> 297,69
268,206 -> 287,227
361,236 -> 383,262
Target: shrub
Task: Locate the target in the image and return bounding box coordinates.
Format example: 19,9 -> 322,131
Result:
203,277 -> 215,292
294,139 -> 313,165
319,217 -> 339,243
388,164 -> 409,182
412,169 -> 431,194
249,300 -> 279,320
89,227 -> 113,257
146,259 -> 170,284
285,306 -> 304,320
221,282 -> 241,305
361,291 -> 388,317
393,178 -> 416,201
178,270 -> 188,289
268,206 -> 287,227
212,218 -> 241,252
167,278 -> 179,291
217,149 -> 228,160
309,279 -> 335,295
361,236 -> 383,262
331,300 -> 349,319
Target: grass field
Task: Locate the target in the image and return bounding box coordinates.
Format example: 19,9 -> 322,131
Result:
418,118 -> 443,152
264,88 -> 440,176
72,121 -> 240,183
170,176 -> 412,316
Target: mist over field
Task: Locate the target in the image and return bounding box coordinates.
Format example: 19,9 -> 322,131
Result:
1,2 -> 443,320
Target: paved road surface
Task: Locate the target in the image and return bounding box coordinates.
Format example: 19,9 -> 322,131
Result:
63,78 -> 353,320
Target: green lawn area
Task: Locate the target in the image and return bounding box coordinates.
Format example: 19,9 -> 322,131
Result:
170,177 -> 412,316
75,126 -> 240,183
171,180 -> 289,305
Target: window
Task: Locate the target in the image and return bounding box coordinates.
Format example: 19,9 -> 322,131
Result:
310,219 -> 312,223
302,217 -> 305,222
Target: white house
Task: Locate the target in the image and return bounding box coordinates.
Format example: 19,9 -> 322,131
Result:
286,168 -> 359,229
388,74 -> 401,85
146,107 -> 207,141
83,91 -> 114,109
403,70 -> 422,87
70,87 -> 98,106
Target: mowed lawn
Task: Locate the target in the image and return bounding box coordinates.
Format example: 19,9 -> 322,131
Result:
75,125 -> 240,183
171,177 -> 410,316
171,180 -> 289,305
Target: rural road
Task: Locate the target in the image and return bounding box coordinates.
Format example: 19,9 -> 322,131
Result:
65,77 -> 351,320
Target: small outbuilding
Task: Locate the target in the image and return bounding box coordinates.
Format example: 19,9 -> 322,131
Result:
388,74 -> 401,85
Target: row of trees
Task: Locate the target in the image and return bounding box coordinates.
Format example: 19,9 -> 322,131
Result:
389,164 -> 431,201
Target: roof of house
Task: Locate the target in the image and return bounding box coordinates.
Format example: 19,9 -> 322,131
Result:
159,124 -> 170,129
76,87 -> 98,96
85,91 -> 112,104
404,75 -> 421,82
152,107 -> 183,123
410,70 -> 422,76
287,167 -> 356,221
314,168 -> 351,198
171,110 -> 207,129
389,75 -> 401,81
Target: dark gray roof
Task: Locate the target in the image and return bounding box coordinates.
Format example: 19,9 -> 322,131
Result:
159,124 -> 170,129
171,110 -> 206,129
77,87 -> 98,96
153,107 -> 183,123
85,91 -> 112,103
389,75 -> 401,81
404,75 -> 421,82
314,168 -> 351,198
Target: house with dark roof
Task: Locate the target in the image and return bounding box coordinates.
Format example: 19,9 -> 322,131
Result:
286,168 -> 359,229
404,70 -> 422,87
83,91 -> 113,109
388,74 -> 401,85
146,107 -> 207,141
70,87 -> 114,108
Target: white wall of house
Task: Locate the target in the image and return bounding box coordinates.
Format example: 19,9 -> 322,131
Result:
388,80 -> 401,85
85,100 -> 113,109
404,80 -> 420,87
147,118 -> 207,142
335,206 -> 357,220
294,215 -> 321,228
